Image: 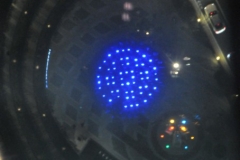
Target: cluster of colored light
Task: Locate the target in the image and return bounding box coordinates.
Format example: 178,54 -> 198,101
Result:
96,46 -> 162,109
45,49 -> 51,88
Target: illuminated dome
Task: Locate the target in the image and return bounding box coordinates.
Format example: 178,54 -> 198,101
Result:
95,44 -> 164,111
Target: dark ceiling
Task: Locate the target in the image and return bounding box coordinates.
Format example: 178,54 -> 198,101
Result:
1,0 -> 240,160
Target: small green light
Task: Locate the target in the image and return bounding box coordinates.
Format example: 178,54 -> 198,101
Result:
166,145 -> 170,149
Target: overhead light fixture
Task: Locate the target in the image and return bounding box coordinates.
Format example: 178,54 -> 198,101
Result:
227,54 -> 231,59
173,63 -> 180,69
170,119 -> 175,124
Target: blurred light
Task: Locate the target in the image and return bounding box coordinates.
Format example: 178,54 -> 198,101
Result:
227,53 -> 231,59
173,63 -> 180,68
191,136 -> 194,140
17,108 -> 21,111
36,65 -> 39,69
184,146 -> 188,149
170,119 -> 175,124
122,13 -> 130,21
236,94 -> 239,97
13,59 -> 17,63
123,2 -> 133,11
24,11 -> 28,15
181,120 -> 186,124
180,126 -> 187,132
146,31 -> 150,35
186,63 -> 191,66
137,29 -> 140,32
174,71 -> 178,75
160,134 -> 164,138
45,49 -> 51,88
47,24 -> 51,28
183,57 -> 191,60
166,145 -> 170,149
169,126 -> 175,131
197,18 -> 201,22
216,56 -> 220,60
42,113 -> 46,117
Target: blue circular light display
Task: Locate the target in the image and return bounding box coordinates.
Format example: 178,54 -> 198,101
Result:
95,44 -> 163,111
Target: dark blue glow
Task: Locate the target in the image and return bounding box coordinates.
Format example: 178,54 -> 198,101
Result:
95,45 -> 164,110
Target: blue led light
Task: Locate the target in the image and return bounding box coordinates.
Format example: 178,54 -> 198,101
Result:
182,120 -> 186,124
184,146 -> 188,150
95,45 -> 164,110
45,49 -> 51,88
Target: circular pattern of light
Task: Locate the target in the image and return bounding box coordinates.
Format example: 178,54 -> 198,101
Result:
95,45 -> 163,110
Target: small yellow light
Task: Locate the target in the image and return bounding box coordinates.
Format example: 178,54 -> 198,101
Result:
197,18 -> 201,22
47,24 -> 51,28
180,126 -> 187,132
191,136 -> 194,140
170,119 -> 175,124
160,134 -> 164,138
216,56 -> 220,60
